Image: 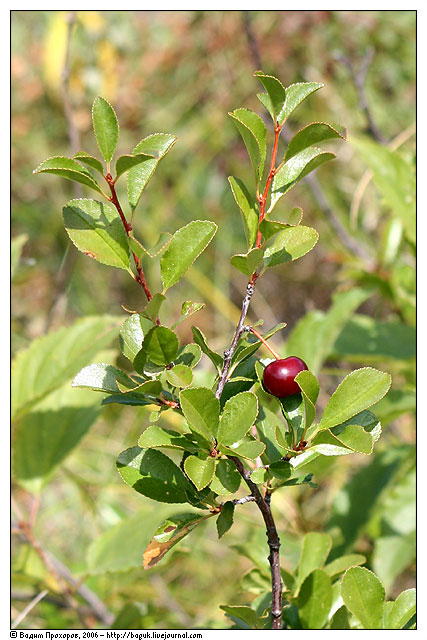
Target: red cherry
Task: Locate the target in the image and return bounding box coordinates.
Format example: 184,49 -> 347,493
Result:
262,356 -> 308,398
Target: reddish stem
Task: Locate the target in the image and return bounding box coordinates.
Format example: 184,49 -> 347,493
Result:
255,123 -> 282,249
248,326 -> 281,360
105,174 -> 152,302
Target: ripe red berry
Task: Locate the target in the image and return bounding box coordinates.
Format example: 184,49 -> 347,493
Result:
262,356 -> 308,398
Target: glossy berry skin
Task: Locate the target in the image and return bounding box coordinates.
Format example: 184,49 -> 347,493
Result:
263,356 -> 308,398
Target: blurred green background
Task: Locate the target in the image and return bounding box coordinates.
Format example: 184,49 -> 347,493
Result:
11,10 -> 415,630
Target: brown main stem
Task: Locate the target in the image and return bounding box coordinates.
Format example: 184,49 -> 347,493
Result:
215,124 -> 284,627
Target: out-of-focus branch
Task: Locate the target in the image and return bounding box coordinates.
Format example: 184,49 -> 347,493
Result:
45,12 -> 80,331
61,11 -> 80,154
334,48 -> 386,144
242,11 -> 262,70
12,511 -> 114,627
11,590 -> 48,629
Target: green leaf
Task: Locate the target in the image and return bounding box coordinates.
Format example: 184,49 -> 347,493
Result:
184,455 -> 216,490
210,459 -> 241,495
179,387 -> 220,443
101,392 -> 159,407
12,315 -> 121,420
268,461 -> 293,481
295,370 -> 319,429
330,409 -> 381,443
254,71 -> 287,123
134,326 -> 179,369
191,326 -> 223,373
63,198 -> 129,270
255,74 -> 323,125
11,233 -> 28,278
175,343 -> 202,369
280,393 -> 305,448
171,301 -> 206,329
285,122 -> 346,161
241,568 -> 271,595
160,220 -> 217,291
220,605 -> 268,630
230,248 -> 263,276
72,363 -> 137,393
341,567 -> 385,629
280,82 -> 324,123
228,176 -> 259,248
372,533 -> 415,595
111,604 -> 145,629
140,293 -> 166,323
333,314 -> 416,362
117,446 -> 195,504
329,424 -> 374,455
298,569 -> 332,629
351,136 -> 415,243
119,314 -> 151,363
328,447 -> 411,556
318,368 -> 392,432
92,96 -> 119,163
143,512 -> 213,569
330,605 -> 351,630
220,439 -> 265,460
269,148 -> 335,212
217,392 -> 258,446
115,153 -> 155,180
298,532 -> 332,589
374,388 -> 415,426
72,151 -> 104,175
307,430 -> 354,457
127,133 -> 177,211
324,554 -> 366,579
166,364 -> 193,388
87,507 -> 174,574
229,108 -> 267,184
387,589 -> 416,629
129,232 -> 172,261
138,426 -> 199,453
256,402 -> 288,462
263,226 -> 319,267
13,386 -> 101,492
217,502 -> 235,538
259,206 -> 303,241
33,156 -> 103,194
285,288 -> 372,373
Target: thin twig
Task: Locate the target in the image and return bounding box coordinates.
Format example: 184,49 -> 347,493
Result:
232,495 -> 256,506
149,573 -> 193,627
11,589 -> 48,629
230,457 -> 283,629
215,282 -> 255,399
334,48 -> 386,144
12,519 -> 114,626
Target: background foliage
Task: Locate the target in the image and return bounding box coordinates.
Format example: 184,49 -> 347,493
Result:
11,10 -> 415,630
